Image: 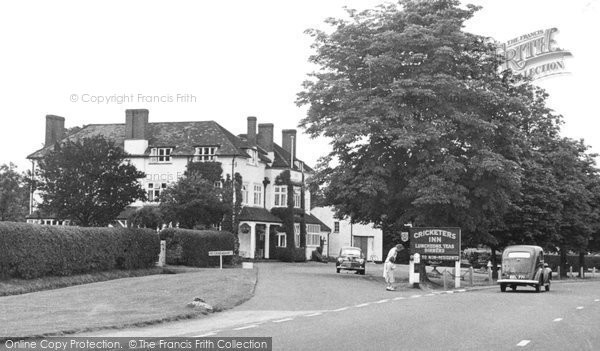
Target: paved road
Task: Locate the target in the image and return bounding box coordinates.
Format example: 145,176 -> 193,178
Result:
82,263 -> 600,350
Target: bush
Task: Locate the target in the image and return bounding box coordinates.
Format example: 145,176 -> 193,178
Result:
271,247 -> 306,262
159,228 -> 235,267
0,221 -> 159,279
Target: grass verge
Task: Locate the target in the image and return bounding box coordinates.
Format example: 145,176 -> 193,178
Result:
0,267 -> 257,339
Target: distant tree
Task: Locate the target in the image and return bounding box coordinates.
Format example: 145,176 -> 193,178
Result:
128,205 -> 163,230
0,163 -> 29,221
36,136 -> 147,226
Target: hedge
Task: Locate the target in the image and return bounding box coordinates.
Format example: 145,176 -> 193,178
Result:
159,228 -> 235,267
271,247 -> 307,262
0,221 -> 160,279
545,254 -> 600,271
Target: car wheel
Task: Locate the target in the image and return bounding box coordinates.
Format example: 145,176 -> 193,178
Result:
360,269 -> 365,275
500,284 -> 506,292
535,282 -> 541,293
511,285 -> 517,291
545,281 -> 550,292
336,268 -> 340,273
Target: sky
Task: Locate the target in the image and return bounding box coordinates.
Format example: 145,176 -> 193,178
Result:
0,0 -> 598,172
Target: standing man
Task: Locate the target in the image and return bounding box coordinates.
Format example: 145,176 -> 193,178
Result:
383,244 -> 405,291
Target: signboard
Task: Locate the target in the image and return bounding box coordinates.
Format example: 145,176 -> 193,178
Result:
409,227 -> 461,261
208,250 -> 234,256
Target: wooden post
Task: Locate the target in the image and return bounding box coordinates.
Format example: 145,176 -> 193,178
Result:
443,269 -> 448,290
219,255 -> 223,269
454,260 -> 461,288
469,266 -> 474,287
569,266 -> 573,278
556,266 -> 560,280
580,266 -> 584,279
158,240 -> 166,267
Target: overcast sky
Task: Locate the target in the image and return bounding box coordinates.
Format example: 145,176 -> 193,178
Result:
0,0 -> 597,172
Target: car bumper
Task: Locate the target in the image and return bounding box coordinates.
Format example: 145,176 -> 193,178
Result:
497,279 -> 538,285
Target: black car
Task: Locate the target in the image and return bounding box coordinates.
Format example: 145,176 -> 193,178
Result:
336,246 -> 366,275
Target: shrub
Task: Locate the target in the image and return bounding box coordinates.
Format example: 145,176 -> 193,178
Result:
159,228 -> 235,267
0,221 -> 159,279
271,247 -> 306,262
545,254 -> 600,272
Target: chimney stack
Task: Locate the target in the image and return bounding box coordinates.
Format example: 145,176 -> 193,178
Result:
247,116 -> 257,144
258,123 -> 274,152
125,109 -> 149,139
282,129 -> 297,163
45,115 -> 65,146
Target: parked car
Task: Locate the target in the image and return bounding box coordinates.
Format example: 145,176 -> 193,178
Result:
497,245 -> 552,292
336,247 -> 366,275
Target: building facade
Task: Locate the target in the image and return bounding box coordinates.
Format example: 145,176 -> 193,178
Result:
27,109 -> 329,259
311,206 -> 383,262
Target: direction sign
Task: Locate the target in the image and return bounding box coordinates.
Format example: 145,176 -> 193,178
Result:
409,227 -> 461,261
208,250 -> 234,256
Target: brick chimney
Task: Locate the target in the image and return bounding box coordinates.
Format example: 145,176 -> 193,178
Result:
45,115 -> 65,146
125,109 -> 148,140
258,123 -> 274,152
247,116 -> 257,145
282,129 -> 297,163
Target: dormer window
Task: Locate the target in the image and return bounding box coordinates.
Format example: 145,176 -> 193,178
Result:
150,147 -> 172,163
247,149 -> 258,165
194,146 -> 217,162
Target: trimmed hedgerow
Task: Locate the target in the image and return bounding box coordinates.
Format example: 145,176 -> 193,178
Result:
159,228 -> 235,267
0,222 -> 160,279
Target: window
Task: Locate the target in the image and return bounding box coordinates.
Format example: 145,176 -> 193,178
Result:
274,186 -> 287,207
247,149 -> 258,165
277,232 -> 286,247
214,181 -> 223,188
293,186 -> 301,208
150,147 -> 172,163
334,221 -> 340,233
507,252 -> 531,258
147,182 -> 168,202
253,184 -> 262,206
307,234 -> 321,246
294,224 -> 300,248
242,183 -> 249,205
194,146 -> 217,162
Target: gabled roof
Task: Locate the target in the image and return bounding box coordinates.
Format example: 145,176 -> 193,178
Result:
28,121 -> 251,159
270,143 -> 314,173
238,207 -> 283,223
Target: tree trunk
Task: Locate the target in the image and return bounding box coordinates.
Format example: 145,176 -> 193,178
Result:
490,245 -> 499,280
560,247 -> 567,278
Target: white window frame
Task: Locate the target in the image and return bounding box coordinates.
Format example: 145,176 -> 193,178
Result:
194,146 -> 218,162
242,183 -> 249,205
334,221 -> 340,233
247,149 -> 258,165
150,147 -> 172,163
253,183 -> 262,206
274,186 -> 287,207
294,223 -> 300,248
277,232 -> 286,247
147,182 -> 168,202
293,186 -> 301,208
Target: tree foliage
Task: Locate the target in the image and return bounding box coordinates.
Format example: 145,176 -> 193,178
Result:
0,163 -> 29,222
298,0 -> 600,255
36,136 -> 146,227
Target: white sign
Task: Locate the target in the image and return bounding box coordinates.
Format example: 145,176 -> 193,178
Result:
209,250 -> 233,256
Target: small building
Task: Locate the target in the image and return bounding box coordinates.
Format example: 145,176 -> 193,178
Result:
27,110 -> 329,260
311,206 -> 383,262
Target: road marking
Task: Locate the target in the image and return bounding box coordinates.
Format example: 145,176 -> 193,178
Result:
456,289 -> 466,293
595,299 -> 599,302
305,312 -> 322,317
193,331 -> 220,337
376,299 -> 390,304
553,318 -> 563,322
273,318 -> 294,323
424,294 -> 435,297
355,303 -> 370,307
234,325 -> 258,330
332,307 -> 349,312
393,297 -> 405,300
410,295 -> 422,298
576,306 -> 584,310
445,291 -> 454,294
517,340 -> 531,347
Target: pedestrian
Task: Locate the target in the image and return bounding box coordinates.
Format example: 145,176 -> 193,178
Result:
383,243 -> 405,291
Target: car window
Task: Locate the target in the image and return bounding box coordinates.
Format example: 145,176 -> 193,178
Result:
341,248 -> 362,256
507,252 -> 531,258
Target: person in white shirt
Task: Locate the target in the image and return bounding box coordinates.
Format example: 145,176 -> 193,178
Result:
383,244 -> 405,291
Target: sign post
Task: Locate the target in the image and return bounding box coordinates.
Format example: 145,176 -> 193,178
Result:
409,227 -> 462,288
208,250 -> 234,269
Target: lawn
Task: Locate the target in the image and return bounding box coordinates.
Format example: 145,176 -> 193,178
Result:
0,267 -> 256,339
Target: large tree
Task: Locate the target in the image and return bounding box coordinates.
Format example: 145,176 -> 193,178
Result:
0,163 -> 29,221
159,162 -> 227,229
36,136 -> 146,226
298,0 -> 527,247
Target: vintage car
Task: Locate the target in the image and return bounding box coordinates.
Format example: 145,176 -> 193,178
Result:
336,246 -> 366,275
498,245 -> 552,292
